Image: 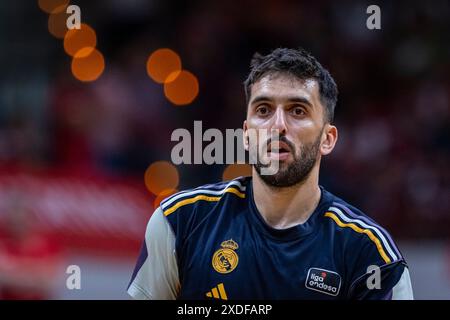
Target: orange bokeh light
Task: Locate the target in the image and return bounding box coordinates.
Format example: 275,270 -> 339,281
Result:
153,189 -> 178,209
144,161 -> 180,195
146,48 -> 182,84
38,0 -> 69,14
47,5 -> 70,39
64,23 -> 97,57
71,48 -> 105,82
164,70 -> 199,105
222,164 -> 252,181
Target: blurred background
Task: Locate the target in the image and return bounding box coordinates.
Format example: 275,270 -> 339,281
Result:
0,0 -> 448,299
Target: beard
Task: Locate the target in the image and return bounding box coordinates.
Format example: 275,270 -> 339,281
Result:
253,132 -> 322,188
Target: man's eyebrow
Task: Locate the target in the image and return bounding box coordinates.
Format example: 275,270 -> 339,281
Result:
285,96 -> 314,108
249,95 -> 272,105
250,95 -> 314,108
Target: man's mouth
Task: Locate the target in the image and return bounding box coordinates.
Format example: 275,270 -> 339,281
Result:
268,141 -> 291,154
266,141 -> 293,161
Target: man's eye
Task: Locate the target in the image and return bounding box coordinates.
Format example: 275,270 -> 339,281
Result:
256,105 -> 270,115
292,106 -> 306,116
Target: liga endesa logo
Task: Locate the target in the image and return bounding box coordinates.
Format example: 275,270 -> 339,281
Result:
305,268 -> 342,296
170,121 -> 281,175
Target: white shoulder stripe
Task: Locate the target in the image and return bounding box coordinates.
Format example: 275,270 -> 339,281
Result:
328,206 -> 398,261
332,202 -> 402,259
160,179 -> 244,208
160,180 -> 246,210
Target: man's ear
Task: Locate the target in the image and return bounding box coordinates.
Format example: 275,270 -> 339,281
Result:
243,120 -> 249,151
320,124 -> 338,156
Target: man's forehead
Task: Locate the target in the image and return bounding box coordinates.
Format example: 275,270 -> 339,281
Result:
250,73 -> 319,101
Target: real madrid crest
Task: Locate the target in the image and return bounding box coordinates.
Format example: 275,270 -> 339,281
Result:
212,239 -> 239,274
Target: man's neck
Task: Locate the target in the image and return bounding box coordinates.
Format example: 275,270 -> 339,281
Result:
251,165 -> 322,230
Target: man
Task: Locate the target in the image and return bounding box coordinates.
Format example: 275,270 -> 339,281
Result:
127,48 -> 413,300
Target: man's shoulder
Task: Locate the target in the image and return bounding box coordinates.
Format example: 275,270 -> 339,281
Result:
159,176 -> 249,219
322,190 -> 404,265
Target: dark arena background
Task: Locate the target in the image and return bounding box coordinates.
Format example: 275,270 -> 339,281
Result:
0,0 -> 449,299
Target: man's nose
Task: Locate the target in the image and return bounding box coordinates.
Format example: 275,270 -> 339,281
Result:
271,107 -> 287,135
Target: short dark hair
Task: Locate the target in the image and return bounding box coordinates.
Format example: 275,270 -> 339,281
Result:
244,47 -> 338,123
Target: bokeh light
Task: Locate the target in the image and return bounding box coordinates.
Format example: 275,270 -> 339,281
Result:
222,164 -> 252,181
38,0 -> 70,14
153,189 -> 178,209
164,70 -> 199,105
47,4 -> 70,39
144,161 -> 179,195
71,48 -> 105,82
64,23 -> 97,57
146,48 -> 182,84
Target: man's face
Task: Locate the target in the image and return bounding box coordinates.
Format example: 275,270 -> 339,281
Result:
244,72 -> 333,187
